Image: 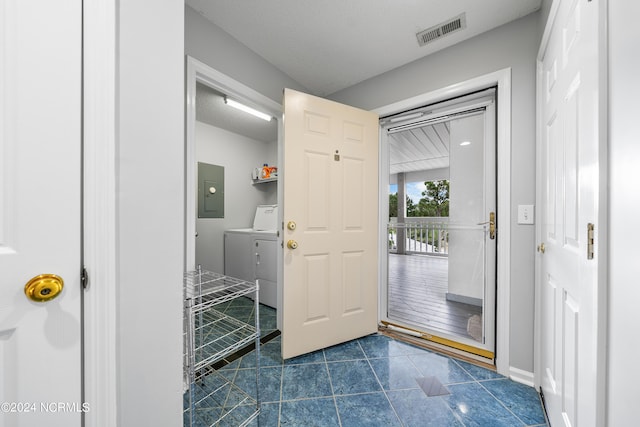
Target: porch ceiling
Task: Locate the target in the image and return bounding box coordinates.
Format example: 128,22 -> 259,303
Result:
389,122 -> 450,175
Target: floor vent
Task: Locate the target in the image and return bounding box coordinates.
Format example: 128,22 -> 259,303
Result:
416,13 -> 466,47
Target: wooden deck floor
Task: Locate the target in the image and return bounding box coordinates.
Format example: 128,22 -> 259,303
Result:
387,253 -> 483,342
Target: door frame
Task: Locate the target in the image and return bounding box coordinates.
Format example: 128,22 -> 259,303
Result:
83,1 -> 118,425
534,0 -> 608,423
374,68 -> 512,376
184,56 -> 283,325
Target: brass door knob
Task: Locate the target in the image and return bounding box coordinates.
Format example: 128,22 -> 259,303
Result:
287,240 -> 298,250
287,221 -> 297,231
537,243 -> 545,254
24,274 -> 64,302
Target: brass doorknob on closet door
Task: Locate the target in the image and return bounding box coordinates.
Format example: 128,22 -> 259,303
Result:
287,240 -> 298,250
287,221 -> 297,231
24,274 -> 64,302
537,243 -> 545,254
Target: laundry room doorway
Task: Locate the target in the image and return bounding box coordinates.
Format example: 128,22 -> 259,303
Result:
185,57 -> 283,331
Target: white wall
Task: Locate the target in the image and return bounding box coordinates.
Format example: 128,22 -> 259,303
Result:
330,13 -> 540,372
117,1 -> 184,425
195,121 -> 277,272
607,2 -> 640,425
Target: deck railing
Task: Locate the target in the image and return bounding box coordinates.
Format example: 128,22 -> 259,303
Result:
388,217 -> 449,256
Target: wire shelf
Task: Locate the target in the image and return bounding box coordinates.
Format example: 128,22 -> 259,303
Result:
184,270 -> 257,312
183,370 -> 259,427
192,308 -> 258,371
184,268 -> 261,427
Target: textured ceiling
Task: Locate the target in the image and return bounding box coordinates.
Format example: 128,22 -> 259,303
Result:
190,2 -> 530,168
186,0 -> 541,96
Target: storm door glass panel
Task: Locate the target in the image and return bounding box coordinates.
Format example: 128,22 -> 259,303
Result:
385,96 -> 495,353
446,113 -> 487,343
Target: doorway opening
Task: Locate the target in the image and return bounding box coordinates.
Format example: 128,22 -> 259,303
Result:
185,57 -> 284,336
380,87 -> 498,361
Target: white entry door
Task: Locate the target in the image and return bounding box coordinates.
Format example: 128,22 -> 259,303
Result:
0,1 -> 83,426
538,0 -> 603,425
282,89 -> 379,359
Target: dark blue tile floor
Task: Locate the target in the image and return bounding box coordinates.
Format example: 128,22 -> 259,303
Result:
193,298 -> 548,426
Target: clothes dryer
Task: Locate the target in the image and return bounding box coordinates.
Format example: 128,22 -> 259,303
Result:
224,205 -> 278,308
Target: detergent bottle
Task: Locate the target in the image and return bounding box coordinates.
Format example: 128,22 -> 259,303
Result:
261,164 -> 271,179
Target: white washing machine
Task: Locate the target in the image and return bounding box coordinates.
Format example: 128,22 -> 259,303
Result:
224,205 -> 278,309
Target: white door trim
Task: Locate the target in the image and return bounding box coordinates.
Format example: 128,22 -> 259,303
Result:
533,1 -> 559,395
83,1 -> 118,425
374,68 -> 512,375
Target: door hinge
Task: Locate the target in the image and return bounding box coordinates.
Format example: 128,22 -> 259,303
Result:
587,223 -> 595,260
81,267 -> 89,289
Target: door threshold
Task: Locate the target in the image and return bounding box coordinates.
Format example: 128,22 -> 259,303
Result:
379,322 -> 495,371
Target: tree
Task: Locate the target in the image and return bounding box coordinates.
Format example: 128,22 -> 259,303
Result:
419,180 -> 449,217
389,193 -> 398,218
388,192 -> 418,218
406,196 -> 418,217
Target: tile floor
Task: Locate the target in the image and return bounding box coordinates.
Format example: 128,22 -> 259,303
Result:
190,298 -> 548,427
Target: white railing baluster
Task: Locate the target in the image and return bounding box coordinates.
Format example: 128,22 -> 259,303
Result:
388,217 -> 449,256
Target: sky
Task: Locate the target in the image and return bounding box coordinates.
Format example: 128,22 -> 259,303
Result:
389,181 -> 427,203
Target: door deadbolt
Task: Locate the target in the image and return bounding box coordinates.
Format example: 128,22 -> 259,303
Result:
24,274 -> 64,302
287,221 -> 297,231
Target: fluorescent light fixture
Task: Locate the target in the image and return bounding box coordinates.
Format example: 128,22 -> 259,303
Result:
460,141 -> 471,146
224,97 -> 272,121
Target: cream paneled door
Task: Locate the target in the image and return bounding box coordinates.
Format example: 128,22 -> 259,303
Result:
282,89 -> 379,359
539,0 -> 603,426
0,1 -> 82,426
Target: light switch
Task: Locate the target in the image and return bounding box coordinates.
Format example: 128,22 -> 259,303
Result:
518,205 -> 534,225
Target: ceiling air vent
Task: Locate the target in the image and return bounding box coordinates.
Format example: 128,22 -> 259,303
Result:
416,13 -> 466,47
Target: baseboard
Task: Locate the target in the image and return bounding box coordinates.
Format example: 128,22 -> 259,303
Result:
445,292 -> 483,307
509,366 -> 535,387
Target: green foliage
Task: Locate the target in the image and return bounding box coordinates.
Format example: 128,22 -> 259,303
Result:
389,193 -> 398,218
389,180 -> 450,218
406,197 -> 418,217
419,180 -> 449,217
388,193 -> 418,218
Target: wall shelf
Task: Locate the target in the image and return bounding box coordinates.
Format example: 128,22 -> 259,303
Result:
252,177 -> 277,184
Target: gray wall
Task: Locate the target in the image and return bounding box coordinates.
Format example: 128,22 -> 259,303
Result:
195,121 -> 277,273
330,13 -> 540,373
538,0 -> 554,38
608,2 -> 639,425
185,5 -> 308,103
117,1 -> 184,425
